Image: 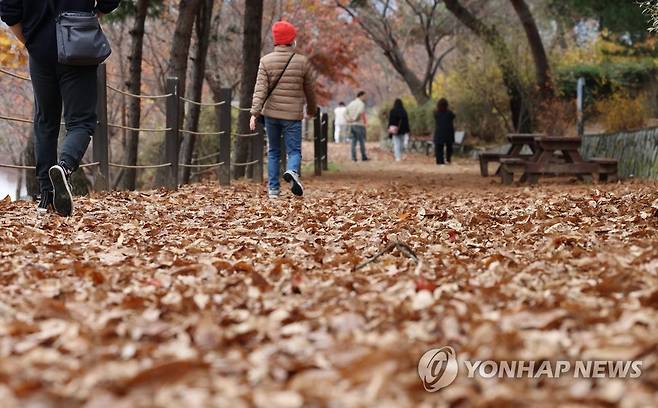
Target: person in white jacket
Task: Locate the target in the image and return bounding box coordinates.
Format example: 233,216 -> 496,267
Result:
333,102 -> 347,143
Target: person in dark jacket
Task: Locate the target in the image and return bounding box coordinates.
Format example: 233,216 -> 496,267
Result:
0,0 -> 121,216
433,98 -> 456,165
387,99 -> 410,162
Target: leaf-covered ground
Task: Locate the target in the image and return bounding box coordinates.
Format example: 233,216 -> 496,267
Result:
1,144 -> 658,407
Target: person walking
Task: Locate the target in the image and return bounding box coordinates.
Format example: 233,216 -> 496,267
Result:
346,91 -> 369,162
1,0 -> 121,216
333,102 -> 347,143
387,99 -> 410,162
250,21 -> 317,199
433,98 -> 456,165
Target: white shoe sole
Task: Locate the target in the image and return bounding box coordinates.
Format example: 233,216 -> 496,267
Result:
283,171 -> 304,196
49,166 -> 74,217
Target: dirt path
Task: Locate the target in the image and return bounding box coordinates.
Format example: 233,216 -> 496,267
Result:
0,145 -> 657,407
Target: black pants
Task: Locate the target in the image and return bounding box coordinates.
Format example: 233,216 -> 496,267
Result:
435,141 -> 453,164
29,56 -> 98,193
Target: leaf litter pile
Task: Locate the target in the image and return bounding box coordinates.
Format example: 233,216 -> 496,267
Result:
1,158 -> 658,407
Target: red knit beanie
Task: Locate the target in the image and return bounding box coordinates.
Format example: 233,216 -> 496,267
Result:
272,21 -> 297,46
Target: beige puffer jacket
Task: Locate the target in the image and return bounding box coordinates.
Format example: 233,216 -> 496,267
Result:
250,45 -> 317,121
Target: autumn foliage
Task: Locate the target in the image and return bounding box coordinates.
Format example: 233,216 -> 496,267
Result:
283,0 -> 366,103
0,29 -> 26,68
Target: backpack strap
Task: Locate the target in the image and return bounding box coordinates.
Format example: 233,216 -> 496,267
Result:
263,53 -> 296,105
46,0 -> 58,18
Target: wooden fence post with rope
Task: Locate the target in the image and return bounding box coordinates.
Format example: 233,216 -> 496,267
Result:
217,88 -> 232,186
164,77 -> 180,190
94,64 -> 110,192
0,66 -> 330,196
322,112 -> 329,171
314,109 -> 322,176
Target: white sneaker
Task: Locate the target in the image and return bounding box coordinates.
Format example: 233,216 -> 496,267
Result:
49,163 -> 74,216
283,171 -> 304,196
268,189 -> 280,199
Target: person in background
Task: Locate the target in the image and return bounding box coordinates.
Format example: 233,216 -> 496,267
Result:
250,21 -> 317,199
345,91 -> 369,162
387,99 -> 410,162
0,0 -> 122,216
433,98 -> 456,165
333,102 -> 347,143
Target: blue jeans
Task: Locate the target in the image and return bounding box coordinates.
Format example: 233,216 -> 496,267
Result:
392,134 -> 405,161
350,126 -> 368,161
265,117 -> 302,192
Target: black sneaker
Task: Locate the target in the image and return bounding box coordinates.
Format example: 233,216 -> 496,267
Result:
283,170 -> 304,196
49,162 -> 74,216
37,191 -> 54,215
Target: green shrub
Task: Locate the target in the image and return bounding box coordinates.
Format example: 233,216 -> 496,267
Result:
555,60 -> 658,99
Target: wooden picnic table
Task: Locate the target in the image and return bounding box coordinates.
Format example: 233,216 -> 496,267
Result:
499,136 -> 618,185
479,133 -> 544,176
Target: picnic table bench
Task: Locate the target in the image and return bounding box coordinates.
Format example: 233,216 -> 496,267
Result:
497,136 -> 618,185
479,134 -> 542,176
409,131 -> 466,156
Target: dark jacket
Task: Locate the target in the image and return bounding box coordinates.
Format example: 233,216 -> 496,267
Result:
388,107 -> 410,135
0,0 -> 121,65
434,110 -> 456,143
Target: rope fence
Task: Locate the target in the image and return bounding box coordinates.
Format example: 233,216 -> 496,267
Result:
180,97 -> 225,107
106,84 -> 172,99
192,152 -> 221,162
0,163 -> 35,170
0,65 -> 330,192
179,129 -> 224,136
0,114 -> 33,124
109,163 -> 172,169
108,123 -> 171,132
0,162 -> 100,170
233,159 -> 260,167
0,67 -> 30,81
179,162 -> 224,169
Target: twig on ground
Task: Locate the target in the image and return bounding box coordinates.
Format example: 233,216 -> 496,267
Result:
355,241 -> 419,270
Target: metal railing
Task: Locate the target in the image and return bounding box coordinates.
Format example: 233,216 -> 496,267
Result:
0,65 -> 330,192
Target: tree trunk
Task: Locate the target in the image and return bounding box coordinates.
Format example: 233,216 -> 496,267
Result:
444,0 -> 531,132
384,47 -> 430,105
23,136 -> 37,199
509,0 -> 553,99
180,0 -> 215,184
122,0 -> 149,191
155,0 -> 203,187
233,0 -> 263,179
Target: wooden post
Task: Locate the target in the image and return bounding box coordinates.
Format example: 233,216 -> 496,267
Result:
94,64 -> 110,191
164,77 -> 180,190
314,109 -> 322,176
322,112 -> 329,171
217,88 -> 232,186
252,125 -> 265,182
577,77 -> 585,138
